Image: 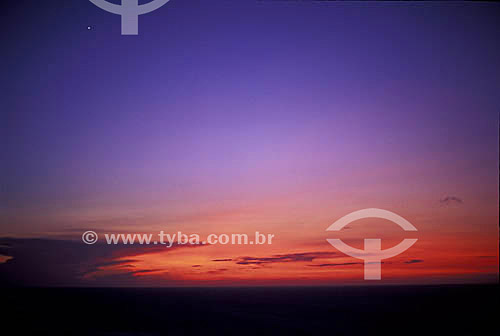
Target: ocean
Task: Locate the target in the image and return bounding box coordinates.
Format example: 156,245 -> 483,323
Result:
4,284 -> 498,335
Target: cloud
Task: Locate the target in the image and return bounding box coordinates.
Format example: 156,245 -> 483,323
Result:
192,265 -> 201,267
404,259 -> 424,264
235,252 -> 338,265
110,242 -> 202,259
207,268 -> 228,274
212,258 -> 232,262
308,262 -> 362,267
131,269 -> 165,275
0,237 -> 205,287
439,196 -> 463,206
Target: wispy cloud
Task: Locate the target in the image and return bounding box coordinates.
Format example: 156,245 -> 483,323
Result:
308,262 -> 362,267
404,259 -> 424,264
235,252 -> 338,265
207,269 -> 228,274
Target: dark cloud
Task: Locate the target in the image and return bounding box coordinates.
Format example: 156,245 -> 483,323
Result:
207,268 -> 228,274
235,252 -> 338,265
110,242 -> 201,258
131,269 -> 165,275
308,262 -> 362,267
477,256 -> 496,259
439,196 -> 463,205
192,265 -> 201,267
212,258 -> 232,262
0,237 -> 205,287
405,259 -> 424,264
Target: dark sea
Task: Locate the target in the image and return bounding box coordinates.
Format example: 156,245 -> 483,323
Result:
4,285 -> 498,335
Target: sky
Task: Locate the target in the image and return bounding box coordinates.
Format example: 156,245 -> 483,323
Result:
1,0 -> 499,286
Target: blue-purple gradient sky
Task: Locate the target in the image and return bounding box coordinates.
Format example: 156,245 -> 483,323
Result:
1,1 -> 499,285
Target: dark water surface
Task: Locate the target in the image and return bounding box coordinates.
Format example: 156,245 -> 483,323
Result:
4,285 -> 498,335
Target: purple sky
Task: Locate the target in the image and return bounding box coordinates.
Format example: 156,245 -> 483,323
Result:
4,1 -> 499,215
1,1 -> 499,286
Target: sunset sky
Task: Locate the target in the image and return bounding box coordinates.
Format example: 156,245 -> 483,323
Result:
1,0 -> 499,286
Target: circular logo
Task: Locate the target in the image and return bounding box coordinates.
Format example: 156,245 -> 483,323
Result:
82,231 -> 98,245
